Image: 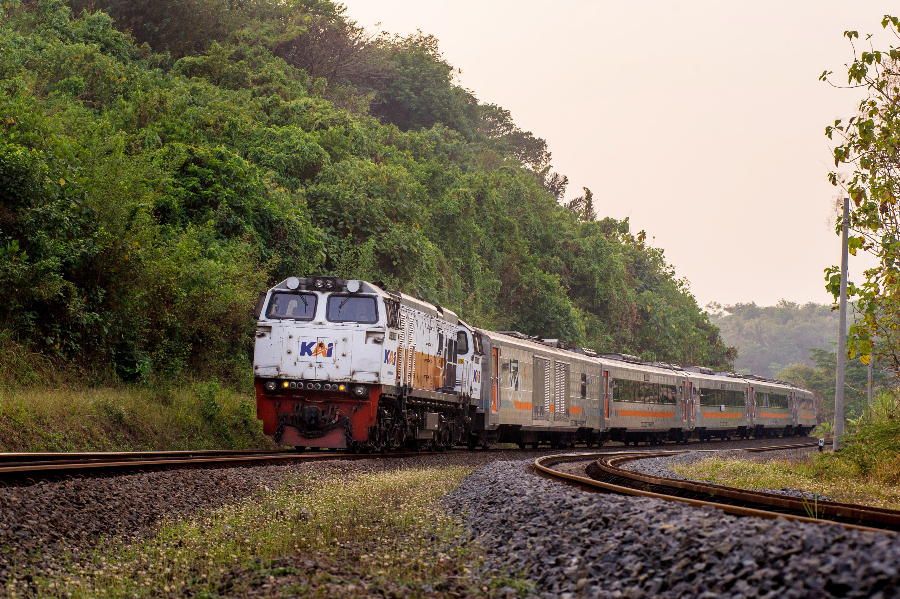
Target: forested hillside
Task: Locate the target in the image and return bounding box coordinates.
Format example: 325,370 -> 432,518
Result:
707,301 -> 839,378
0,0 -> 734,387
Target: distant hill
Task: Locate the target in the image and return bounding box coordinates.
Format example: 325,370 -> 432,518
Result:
706,301 -> 840,378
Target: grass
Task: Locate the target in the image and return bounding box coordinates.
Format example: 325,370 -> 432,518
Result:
671,455 -> 900,510
0,381 -> 276,452
16,466 -> 532,598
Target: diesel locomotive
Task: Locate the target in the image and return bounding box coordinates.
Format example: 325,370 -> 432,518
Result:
252,276 -> 816,451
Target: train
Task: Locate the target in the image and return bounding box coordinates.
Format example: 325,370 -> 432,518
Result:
252,276 -> 817,451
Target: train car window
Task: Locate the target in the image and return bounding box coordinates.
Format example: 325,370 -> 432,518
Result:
266,292 -> 317,320
699,389 -> 744,407
457,331 -> 469,354
510,360 -> 520,390
580,373 -> 587,398
326,295 -> 378,323
437,331 -> 444,356
611,379 -> 677,405
768,393 -> 790,409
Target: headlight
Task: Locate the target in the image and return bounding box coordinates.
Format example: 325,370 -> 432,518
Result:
338,384 -> 346,392
282,381 -> 290,389
351,385 -> 368,397
265,381 -> 277,392
314,278 -> 325,290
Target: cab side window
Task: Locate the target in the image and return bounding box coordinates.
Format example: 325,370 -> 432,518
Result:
456,331 -> 469,354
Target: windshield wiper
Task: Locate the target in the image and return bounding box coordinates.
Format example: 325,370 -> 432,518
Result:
337,297 -> 350,313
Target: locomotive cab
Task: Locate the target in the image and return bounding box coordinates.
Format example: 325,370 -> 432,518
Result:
254,276 -> 397,386
253,277 -> 400,448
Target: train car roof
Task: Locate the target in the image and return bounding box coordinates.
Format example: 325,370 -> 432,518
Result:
477,329 -> 693,379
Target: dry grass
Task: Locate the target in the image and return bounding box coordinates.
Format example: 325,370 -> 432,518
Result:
0,382 -> 276,452
672,456 -> 900,511
22,466 -> 527,598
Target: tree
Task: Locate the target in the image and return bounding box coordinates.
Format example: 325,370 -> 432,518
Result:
565,187 -> 596,222
822,20 -> 900,378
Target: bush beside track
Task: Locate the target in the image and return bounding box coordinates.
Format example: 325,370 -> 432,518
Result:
0,382 -> 276,452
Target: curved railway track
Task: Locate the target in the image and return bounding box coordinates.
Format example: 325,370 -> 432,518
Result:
535,441 -> 900,533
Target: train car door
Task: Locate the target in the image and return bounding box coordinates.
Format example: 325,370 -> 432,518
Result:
682,381 -> 694,427
603,370 -> 610,420
491,347 -> 499,414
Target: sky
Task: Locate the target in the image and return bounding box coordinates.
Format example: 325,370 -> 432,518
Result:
341,0 -> 891,309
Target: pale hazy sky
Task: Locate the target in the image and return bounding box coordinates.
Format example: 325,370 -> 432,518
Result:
342,0 -> 889,308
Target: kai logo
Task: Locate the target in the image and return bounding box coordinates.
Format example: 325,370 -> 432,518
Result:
300,341 -> 334,358
384,350 -> 397,366
473,370 -> 480,383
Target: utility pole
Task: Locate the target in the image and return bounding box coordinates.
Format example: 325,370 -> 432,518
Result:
868,360 -> 874,406
834,197 -> 849,451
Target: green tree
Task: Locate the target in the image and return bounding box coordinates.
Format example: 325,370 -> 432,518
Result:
822,20 -> 900,377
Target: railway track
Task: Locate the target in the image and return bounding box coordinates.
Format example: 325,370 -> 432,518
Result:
535,441 -> 900,533
0,436 -> 800,486
0,445 -> 570,486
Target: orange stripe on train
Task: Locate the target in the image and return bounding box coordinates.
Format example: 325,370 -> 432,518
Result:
700,412 -> 744,418
757,412 -> 790,418
618,409 -> 676,418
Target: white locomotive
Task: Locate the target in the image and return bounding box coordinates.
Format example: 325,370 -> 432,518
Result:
252,276 -> 816,450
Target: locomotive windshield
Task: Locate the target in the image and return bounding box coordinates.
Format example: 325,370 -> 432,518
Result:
327,295 -> 378,323
266,292 -> 317,320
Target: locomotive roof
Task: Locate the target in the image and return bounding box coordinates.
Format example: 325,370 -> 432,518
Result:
367,283 -> 459,325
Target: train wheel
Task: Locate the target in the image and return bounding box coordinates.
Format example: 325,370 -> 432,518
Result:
436,427 -> 451,452
531,442 -> 539,449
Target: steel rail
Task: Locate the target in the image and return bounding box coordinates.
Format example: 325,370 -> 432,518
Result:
0,446 -> 545,486
0,437 -> 824,486
534,442 -> 898,534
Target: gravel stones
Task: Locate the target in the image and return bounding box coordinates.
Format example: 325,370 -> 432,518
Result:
444,459 -> 900,598
0,450 -> 565,585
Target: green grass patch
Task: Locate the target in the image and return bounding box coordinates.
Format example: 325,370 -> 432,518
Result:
671,455 -> 900,510
0,381 -> 276,452
24,466 -> 531,598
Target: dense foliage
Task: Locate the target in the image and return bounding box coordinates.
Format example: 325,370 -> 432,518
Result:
0,0 -> 733,385
776,347 -> 891,424
822,19 -> 900,376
